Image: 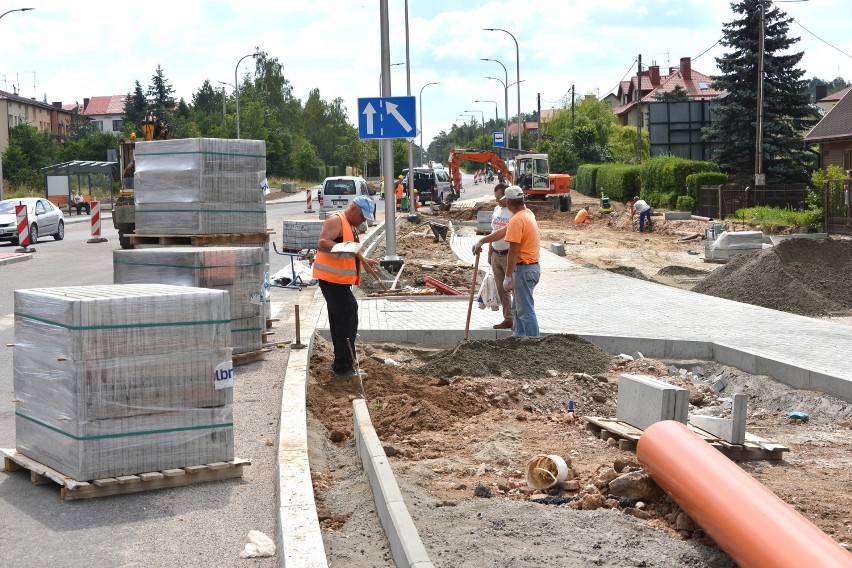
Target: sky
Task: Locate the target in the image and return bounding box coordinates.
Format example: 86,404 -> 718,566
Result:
2,0 -> 851,150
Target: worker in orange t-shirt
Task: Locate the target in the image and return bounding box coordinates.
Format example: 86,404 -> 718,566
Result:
574,205 -> 592,225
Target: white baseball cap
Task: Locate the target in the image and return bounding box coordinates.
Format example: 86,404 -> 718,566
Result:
504,185 -> 524,199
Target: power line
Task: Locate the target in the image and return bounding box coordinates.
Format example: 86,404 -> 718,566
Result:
692,38 -> 723,63
791,18 -> 852,61
601,58 -> 638,99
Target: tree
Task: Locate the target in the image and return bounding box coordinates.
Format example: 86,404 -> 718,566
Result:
122,81 -> 148,135
652,85 -> 691,102
3,125 -> 60,188
146,64 -> 176,122
608,126 -> 649,164
703,0 -> 817,184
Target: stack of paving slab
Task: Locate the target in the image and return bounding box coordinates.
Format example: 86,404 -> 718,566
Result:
704,230 -> 766,261
134,138 -> 267,235
616,374 -> 689,430
282,220 -> 324,251
113,247 -> 264,354
12,284 -> 234,481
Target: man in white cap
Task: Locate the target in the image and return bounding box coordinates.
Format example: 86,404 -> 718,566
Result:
472,185 -> 541,337
313,195 -> 377,378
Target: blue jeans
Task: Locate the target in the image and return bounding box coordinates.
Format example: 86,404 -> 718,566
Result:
511,263 -> 540,337
639,208 -> 652,232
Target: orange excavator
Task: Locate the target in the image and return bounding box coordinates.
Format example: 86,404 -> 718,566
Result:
445,149 -> 514,209
446,148 -> 571,211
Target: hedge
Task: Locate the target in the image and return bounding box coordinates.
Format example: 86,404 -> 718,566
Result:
595,164 -> 641,202
640,155 -> 719,208
685,171 -> 728,200
573,164 -> 602,196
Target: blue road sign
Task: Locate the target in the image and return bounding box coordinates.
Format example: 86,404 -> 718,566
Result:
493,131 -> 505,148
358,96 -> 417,140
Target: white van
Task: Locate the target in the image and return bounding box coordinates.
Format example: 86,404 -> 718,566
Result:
317,176 -> 376,227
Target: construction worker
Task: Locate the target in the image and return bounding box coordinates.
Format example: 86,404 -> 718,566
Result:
380,176 -> 385,199
631,195 -> 653,232
395,175 -> 406,212
574,205 -> 592,225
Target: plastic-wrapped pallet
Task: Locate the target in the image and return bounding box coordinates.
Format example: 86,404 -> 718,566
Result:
13,284 -> 234,481
282,220 -> 324,251
133,138 -> 268,235
113,247 -> 264,354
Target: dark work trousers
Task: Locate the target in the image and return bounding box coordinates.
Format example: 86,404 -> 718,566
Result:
318,279 -> 359,373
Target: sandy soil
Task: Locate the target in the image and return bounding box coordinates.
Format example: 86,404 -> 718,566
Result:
308,195 -> 852,566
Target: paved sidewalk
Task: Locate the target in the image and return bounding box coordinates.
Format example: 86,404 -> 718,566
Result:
315,234 -> 852,402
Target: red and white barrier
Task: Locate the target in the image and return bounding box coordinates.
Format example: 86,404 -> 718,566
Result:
304,188 -> 314,213
15,203 -> 31,248
87,200 -> 107,243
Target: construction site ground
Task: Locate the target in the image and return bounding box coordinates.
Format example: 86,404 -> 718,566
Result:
306,192 -> 852,566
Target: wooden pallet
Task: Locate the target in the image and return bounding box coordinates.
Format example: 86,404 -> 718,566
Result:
1,448 -> 250,501
232,348 -> 271,366
582,417 -> 789,461
130,230 -> 273,247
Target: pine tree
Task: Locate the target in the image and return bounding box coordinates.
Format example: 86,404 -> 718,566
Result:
122,81 -> 148,135
703,0 -> 817,184
146,65 -> 176,122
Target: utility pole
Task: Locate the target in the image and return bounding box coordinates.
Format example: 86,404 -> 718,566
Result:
755,0 -> 766,188
571,85 -> 575,129
536,93 -> 541,145
636,54 -> 643,164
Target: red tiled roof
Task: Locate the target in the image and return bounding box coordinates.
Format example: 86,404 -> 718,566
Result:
612,101 -> 638,115
819,85 -> 852,103
81,95 -> 126,116
507,121 -> 539,135
640,69 -> 723,102
805,88 -> 852,142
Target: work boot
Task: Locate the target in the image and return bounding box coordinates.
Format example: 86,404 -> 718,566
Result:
334,369 -> 368,379
493,319 -> 513,330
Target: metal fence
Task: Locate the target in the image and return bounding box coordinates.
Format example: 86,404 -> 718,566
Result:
825,178 -> 852,235
698,183 -> 809,220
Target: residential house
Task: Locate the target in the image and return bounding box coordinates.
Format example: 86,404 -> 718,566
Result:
815,85 -> 852,115
80,95 -> 127,135
507,121 -> 539,140
804,88 -> 852,172
0,89 -> 75,154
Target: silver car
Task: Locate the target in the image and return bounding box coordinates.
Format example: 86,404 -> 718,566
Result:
0,198 -> 65,244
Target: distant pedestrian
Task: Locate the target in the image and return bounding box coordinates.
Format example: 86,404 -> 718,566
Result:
313,196 -> 378,378
631,196 -> 652,232
395,176 -> 405,211
473,185 -> 540,337
71,191 -> 90,215
574,205 -> 592,225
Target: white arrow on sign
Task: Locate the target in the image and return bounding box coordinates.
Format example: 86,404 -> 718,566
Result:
362,102 -> 377,135
386,102 -> 413,133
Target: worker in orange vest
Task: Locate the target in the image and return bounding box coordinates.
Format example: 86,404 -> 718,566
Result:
313,196 -> 377,378
395,175 -> 406,211
574,205 -> 592,225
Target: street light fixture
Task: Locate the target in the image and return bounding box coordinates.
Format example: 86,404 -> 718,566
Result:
484,28 -> 521,150
0,7 -> 34,201
217,81 -> 235,120
379,62 -> 405,96
481,58 -> 509,149
464,109 -> 485,138
475,99 -> 499,125
234,50 -> 260,139
419,82 -> 439,165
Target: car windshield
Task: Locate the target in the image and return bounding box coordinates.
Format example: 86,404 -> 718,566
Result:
0,201 -> 22,214
324,180 -> 356,196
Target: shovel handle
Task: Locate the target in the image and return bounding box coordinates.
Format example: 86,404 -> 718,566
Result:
464,250 -> 481,340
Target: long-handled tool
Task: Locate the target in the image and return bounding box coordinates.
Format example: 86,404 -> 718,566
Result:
357,252 -> 388,291
464,250 -> 481,340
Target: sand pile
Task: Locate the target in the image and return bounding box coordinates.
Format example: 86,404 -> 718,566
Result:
692,238 -> 852,316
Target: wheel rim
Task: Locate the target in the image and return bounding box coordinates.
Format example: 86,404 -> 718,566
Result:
57,221 -> 64,239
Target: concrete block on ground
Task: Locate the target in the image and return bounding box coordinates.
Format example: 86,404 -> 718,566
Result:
689,393 -> 747,444
616,374 -> 689,430
549,242 -> 566,256
281,182 -> 297,192
664,211 -> 692,221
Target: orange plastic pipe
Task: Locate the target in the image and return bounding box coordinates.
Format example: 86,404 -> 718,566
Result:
636,420 -> 852,568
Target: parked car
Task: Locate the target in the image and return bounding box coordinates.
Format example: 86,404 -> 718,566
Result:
401,167 -> 452,206
0,197 -> 65,244
317,176 -> 376,229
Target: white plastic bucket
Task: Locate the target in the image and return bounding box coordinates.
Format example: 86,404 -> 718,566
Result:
524,454 -> 569,489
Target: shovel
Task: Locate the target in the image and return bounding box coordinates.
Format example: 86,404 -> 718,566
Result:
357,252 -> 388,291
464,249 -> 481,340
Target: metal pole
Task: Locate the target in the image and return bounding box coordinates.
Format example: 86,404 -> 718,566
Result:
482,57 -> 509,151
234,51 -> 259,139
419,82 -> 439,165
379,0 -> 398,259
404,0 -> 417,217
485,29 -> 521,150
755,0 -> 765,186
0,8 -> 34,201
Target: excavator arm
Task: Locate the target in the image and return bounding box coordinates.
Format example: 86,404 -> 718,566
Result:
447,148 -> 514,196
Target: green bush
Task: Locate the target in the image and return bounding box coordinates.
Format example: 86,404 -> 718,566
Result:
640,155 -> 719,208
685,171 -> 728,200
596,163 -> 641,201
676,195 -> 695,212
734,205 -> 823,230
573,164 -> 601,196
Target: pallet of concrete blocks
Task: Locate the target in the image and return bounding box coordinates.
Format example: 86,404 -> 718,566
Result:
113,247 -> 265,354
282,219 -> 324,251
134,137 -> 268,235
12,284 -> 235,481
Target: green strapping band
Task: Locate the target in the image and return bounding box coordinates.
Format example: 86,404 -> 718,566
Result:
137,150 -> 265,158
231,327 -> 264,333
113,261 -> 262,269
14,312 -> 230,330
16,412 -> 232,441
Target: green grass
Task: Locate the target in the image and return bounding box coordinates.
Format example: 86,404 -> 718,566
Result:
731,206 -> 823,230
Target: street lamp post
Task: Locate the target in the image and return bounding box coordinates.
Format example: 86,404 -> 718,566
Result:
419,82 -> 439,165
0,7 -> 34,201
475,99 -> 498,143
464,109 -> 485,138
234,51 -> 260,139
217,81 -> 235,121
481,58 -> 509,151
484,28 -> 521,150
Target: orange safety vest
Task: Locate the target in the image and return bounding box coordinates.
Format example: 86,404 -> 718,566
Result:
312,212 -> 361,285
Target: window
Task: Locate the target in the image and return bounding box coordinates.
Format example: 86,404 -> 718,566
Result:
698,82 -> 709,90
324,180 -> 356,196
93,121 -> 103,131
113,119 -> 123,131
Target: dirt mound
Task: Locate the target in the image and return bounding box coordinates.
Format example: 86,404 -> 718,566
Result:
656,265 -> 709,277
692,238 -> 852,316
606,266 -> 650,280
415,334 -> 613,380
